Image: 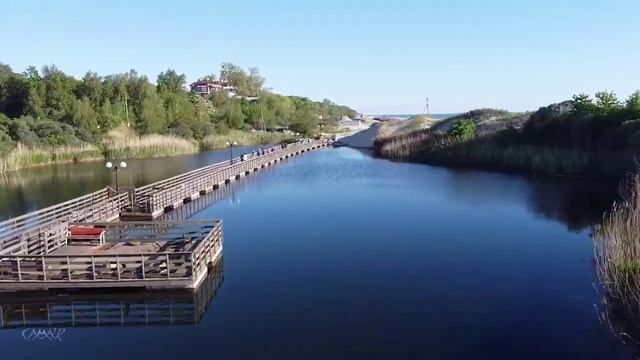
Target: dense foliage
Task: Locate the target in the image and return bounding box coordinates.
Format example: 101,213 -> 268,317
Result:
0,63 -> 357,155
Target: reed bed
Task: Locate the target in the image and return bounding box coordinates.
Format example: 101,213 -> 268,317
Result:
595,172 -> 640,307
199,130 -> 297,151
0,143 -> 103,172
103,133 -> 198,159
0,127 -> 199,173
374,129 -> 433,158
374,128 -> 633,177
0,127 -> 296,173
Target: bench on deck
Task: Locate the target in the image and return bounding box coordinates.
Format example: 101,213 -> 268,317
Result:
68,226 -> 106,246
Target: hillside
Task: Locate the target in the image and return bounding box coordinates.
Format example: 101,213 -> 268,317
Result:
431,108 -> 529,135
374,91 -> 640,178
338,115 -> 437,148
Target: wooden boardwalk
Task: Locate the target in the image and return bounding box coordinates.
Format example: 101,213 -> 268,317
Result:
127,139 -> 329,219
0,139 -> 328,292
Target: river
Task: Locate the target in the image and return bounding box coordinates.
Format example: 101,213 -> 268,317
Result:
0,147 -> 634,359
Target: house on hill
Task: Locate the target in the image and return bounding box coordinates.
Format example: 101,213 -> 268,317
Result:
190,79 -> 238,97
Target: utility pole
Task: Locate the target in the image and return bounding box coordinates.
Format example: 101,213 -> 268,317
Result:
422,97 -> 430,116
124,91 -> 130,127
258,88 -> 265,131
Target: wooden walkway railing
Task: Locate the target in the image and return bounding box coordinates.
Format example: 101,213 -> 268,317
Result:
130,139 -> 328,217
0,220 -> 222,290
0,188 -> 130,256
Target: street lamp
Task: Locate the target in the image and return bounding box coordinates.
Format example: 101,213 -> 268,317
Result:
226,141 -> 238,164
106,161 -> 127,194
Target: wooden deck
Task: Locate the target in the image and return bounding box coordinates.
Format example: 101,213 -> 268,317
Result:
0,138 -> 328,293
0,221 -> 222,291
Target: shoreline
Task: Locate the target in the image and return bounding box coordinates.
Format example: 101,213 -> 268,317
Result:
0,130 -> 298,174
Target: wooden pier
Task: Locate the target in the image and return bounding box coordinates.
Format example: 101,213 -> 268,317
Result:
0,139 -> 328,292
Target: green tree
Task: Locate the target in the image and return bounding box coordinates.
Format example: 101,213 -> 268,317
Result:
161,91 -> 196,128
626,90 -> 640,117
41,65 -> 78,123
70,98 -> 100,132
290,105 -> 317,135
157,69 -> 186,94
595,90 -> 622,115
0,75 -> 30,118
22,66 -> 42,90
572,93 -> 596,114
76,71 -> 102,107
217,100 -> 245,129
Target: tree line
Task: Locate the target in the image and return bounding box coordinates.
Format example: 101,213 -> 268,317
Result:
0,63 -> 357,154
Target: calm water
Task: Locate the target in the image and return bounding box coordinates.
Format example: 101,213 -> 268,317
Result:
0,147 -> 634,359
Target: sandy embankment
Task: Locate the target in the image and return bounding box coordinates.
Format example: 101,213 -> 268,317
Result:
337,119 -> 433,148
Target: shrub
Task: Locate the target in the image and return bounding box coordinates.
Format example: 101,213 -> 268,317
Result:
0,127 -> 14,155
8,119 -> 40,146
171,122 -> 194,139
448,119 -> 476,140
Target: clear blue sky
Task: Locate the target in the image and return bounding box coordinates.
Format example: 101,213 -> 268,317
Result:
1,0 -> 639,114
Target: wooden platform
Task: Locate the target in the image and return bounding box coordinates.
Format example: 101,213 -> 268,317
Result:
0,221 -> 223,292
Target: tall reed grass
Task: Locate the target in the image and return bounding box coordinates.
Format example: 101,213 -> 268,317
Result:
103,129 -> 198,159
595,172 -> 640,306
374,128 -> 634,177
199,130 -> 297,151
0,143 -> 103,172
0,126 -> 199,173
374,129 -> 434,158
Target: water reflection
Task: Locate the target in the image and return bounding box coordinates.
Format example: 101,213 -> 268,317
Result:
0,259 -> 223,329
157,169 -> 267,222
439,168 -> 618,231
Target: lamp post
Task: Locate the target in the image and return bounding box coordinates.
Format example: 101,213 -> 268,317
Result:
226,141 -> 238,164
105,161 -> 127,194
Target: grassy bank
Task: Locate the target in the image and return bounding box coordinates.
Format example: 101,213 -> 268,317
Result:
378,130 -> 635,178
0,127 -> 300,173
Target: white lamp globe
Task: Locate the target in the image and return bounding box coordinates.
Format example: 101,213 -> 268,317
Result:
119,161 -> 127,169
105,161 -> 113,169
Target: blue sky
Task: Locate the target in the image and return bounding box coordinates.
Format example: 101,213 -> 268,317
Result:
1,0 -> 639,114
